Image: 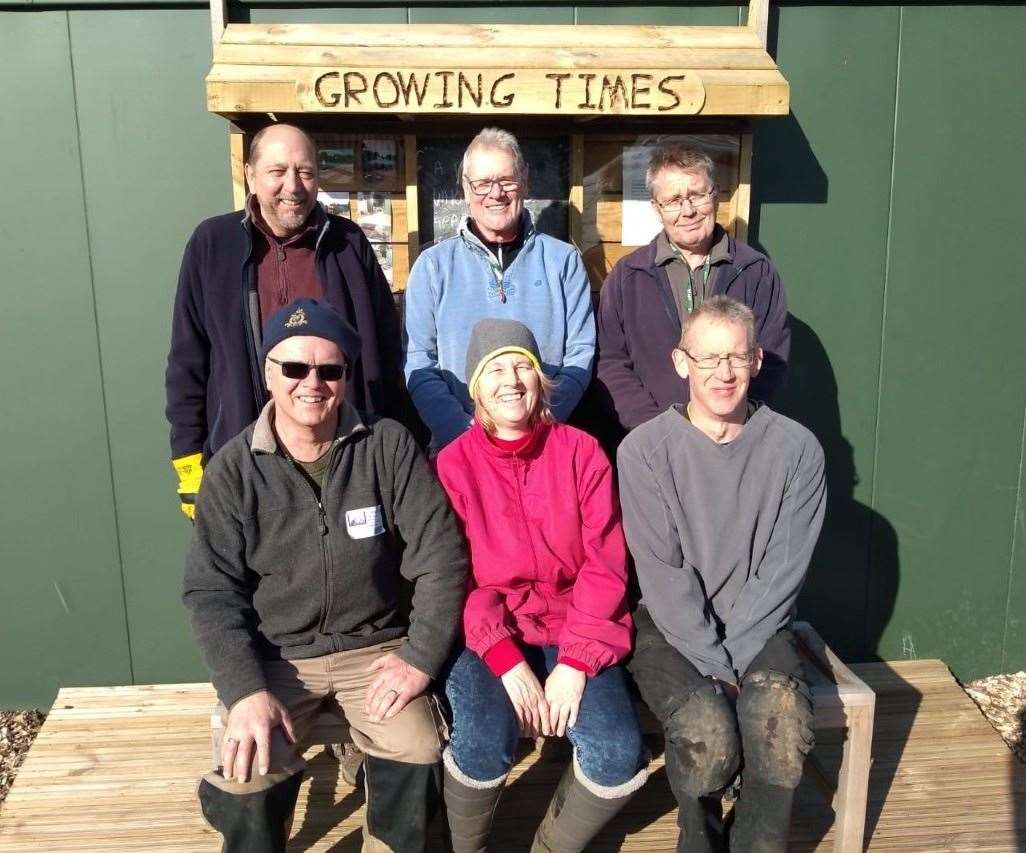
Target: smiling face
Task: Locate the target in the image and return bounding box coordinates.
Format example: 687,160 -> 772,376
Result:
264,335 -> 346,440
244,125 -> 319,238
462,145 -> 524,243
474,351 -> 541,437
672,315 -> 761,424
651,165 -> 719,255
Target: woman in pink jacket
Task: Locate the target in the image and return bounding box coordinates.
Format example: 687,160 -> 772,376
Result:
436,318 -> 647,853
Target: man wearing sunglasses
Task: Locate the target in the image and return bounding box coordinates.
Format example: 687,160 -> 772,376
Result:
404,126 -> 594,449
595,145 -> 789,439
184,299 -> 467,852
617,297 -> 825,852
166,123 -> 403,521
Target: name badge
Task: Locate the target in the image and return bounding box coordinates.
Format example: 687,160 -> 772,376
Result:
345,505 -> 385,540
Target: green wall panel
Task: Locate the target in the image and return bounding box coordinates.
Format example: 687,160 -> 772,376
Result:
0,11 -> 132,708
575,5 -> 742,25
409,6 -> 574,24
753,4 -> 899,662
873,5 -> 1026,680
67,9 -> 230,686
246,6 -> 407,23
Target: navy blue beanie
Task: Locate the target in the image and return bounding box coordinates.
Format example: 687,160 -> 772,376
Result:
261,298 -> 362,365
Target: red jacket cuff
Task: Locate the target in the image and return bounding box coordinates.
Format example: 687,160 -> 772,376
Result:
483,637 -> 525,677
558,655 -> 592,675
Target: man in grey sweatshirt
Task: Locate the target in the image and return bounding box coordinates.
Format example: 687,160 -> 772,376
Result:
618,296 -> 826,852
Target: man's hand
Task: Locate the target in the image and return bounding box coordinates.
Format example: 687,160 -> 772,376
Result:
221,690 -> 296,783
500,661 -> 551,738
544,664 -> 586,737
365,653 -> 431,723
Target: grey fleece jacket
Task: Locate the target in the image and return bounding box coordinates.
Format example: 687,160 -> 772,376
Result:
617,403 -> 826,683
183,401 -> 468,708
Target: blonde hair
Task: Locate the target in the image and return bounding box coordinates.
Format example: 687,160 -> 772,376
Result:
473,367 -> 555,435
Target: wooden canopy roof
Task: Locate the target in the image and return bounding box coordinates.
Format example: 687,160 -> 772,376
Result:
206,21 -> 789,120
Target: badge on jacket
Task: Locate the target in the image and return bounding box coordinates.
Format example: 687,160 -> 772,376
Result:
345,505 -> 385,539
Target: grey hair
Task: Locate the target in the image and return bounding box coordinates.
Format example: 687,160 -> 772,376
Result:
679,295 -> 756,351
248,123 -> 318,168
646,145 -> 716,196
460,127 -> 528,184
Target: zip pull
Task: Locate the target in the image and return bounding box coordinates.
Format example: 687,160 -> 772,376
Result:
317,502 -> 328,536
497,281 -> 506,303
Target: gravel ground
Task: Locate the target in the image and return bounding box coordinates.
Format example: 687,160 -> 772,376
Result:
1,711 -> 46,807
0,673 -> 1023,808
965,672 -> 1026,763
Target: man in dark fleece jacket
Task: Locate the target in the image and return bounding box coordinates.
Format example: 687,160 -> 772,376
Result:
596,145 -> 789,437
184,300 -> 467,853
618,296 -> 825,853
166,123 -> 403,520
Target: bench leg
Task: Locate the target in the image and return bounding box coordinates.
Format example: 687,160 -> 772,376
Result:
832,706 -> 873,853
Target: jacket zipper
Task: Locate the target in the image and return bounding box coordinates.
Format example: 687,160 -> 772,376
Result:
239,220 -> 266,412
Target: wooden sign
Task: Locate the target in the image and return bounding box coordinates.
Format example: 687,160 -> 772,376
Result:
298,68 -> 706,116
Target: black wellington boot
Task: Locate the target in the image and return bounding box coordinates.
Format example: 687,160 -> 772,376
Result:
363,755 -> 441,852
198,770 -> 303,853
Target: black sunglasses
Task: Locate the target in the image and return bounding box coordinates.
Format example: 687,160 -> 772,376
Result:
267,356 -> 347,382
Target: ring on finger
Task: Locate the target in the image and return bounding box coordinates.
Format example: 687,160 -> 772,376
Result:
225,736 -> 239,745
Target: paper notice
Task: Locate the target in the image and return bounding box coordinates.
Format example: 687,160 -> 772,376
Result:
621,145 -> 664,247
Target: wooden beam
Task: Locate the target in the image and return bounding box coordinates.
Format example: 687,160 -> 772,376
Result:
209,0 -> 227,52
404,133 -> 420,276
229,129 -> 246,210
747,0 -> 770,49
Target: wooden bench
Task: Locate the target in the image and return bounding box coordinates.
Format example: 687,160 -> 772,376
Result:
211,622 -> 874,852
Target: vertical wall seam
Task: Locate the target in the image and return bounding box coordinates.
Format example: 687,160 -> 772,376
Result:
1000,398 -> 1026,671
864,5 -> 902,653
65,10 -> 136,683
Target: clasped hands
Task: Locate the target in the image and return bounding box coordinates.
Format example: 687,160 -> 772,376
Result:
220,652 -> 429,783
500,661 -> 586,739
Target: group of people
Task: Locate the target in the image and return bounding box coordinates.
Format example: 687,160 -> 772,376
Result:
169,123 -> 826,853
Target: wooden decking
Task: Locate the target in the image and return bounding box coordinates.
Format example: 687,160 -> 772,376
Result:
1,660 -> 1024,851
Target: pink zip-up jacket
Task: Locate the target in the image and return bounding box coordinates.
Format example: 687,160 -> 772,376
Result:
435,420 -> 633,677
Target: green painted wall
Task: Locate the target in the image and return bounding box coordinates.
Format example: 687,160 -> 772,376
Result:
1,2 -> 1024,707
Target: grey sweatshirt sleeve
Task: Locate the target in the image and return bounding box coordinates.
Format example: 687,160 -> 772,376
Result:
725,434 -> 826,677
388,427 -> 469,678
618,438 -> 736,682
182,461 -> 267,709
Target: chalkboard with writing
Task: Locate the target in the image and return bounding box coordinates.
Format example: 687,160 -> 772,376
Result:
416,137 -> 569,247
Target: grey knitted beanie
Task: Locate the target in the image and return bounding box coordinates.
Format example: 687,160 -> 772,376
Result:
465,318 -> 542,397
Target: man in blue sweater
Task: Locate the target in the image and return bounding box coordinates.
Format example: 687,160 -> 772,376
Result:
404,127 -> 595,449
618,296 -> 826,852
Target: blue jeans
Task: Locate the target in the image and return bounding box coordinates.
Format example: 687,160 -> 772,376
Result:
444,645 -> 644,786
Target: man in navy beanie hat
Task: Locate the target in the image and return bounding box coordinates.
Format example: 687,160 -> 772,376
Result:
184,298 -> 468,853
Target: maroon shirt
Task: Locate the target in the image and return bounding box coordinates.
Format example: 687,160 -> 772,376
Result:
248,195 -> 324,324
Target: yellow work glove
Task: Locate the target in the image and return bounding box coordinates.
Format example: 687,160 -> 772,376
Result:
172,452 -> 204,522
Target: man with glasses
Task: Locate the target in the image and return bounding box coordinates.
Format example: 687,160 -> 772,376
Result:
596,145 -> 789,435
617,296 -> 825,852
404,126 -> 594,449
166,123 -> 403,521
185,298 -> 467,852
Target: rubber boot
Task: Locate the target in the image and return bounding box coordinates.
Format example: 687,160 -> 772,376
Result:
198,770 -> 303,853
727,777 -> 794,853
442,747 -> 507,853
363,754 -> 441,852
530,756 -> 648,853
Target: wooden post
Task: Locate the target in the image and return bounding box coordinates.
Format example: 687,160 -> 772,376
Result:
732,131 -> 753,243
747,0 -> 769,48
404,134 -> 420,271
229,129 -> 247,211
569,134 -> 584,251
208,0 -> 227,51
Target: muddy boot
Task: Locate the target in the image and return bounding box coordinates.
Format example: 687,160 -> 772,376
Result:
442,747 -> 507,853
328,741 -> 366,787
198,770 -> 303,853
363,754 -> 441,852
530,756 -> 648,853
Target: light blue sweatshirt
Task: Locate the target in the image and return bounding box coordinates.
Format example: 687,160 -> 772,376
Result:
404,213 -> 595,447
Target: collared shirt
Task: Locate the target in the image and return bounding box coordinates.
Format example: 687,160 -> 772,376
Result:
248,194 -> 325,324
654,226 -> 733,322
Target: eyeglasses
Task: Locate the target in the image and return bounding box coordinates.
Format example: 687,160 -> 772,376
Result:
267,356 -> 347,382
654,189 -> 717,216
682,350 -> 755,370
463,176 -> 522,196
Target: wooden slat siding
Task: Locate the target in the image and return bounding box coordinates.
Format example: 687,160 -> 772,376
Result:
218,24 -> 766,50
3,660 -> 1025,851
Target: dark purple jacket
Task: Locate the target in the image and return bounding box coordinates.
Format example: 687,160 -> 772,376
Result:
165,209 -> 403,461
596,230 -> 789,431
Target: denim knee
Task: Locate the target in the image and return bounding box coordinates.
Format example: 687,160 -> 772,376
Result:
738,669 -> 815,789
570,714 -> 644,787
663,685 -> 740,797
444,649 -> 520,783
